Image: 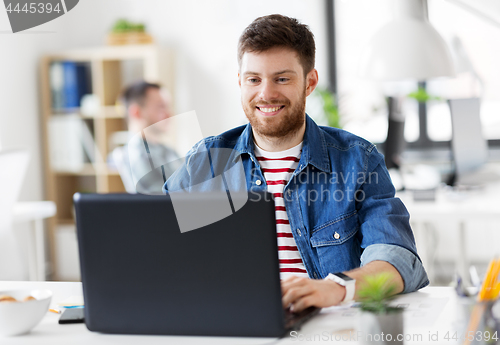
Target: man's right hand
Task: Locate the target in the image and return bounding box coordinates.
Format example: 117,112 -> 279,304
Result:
281,276 -> 345,313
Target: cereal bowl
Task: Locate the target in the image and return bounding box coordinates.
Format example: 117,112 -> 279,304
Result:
0,289 -> 52,336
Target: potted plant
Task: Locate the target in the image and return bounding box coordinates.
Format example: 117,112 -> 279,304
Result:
107,19 -> 153,45
316,88 -> 341,129
307,87 -> 341,129
407,86 -> 441,104
357,272 -> 404,345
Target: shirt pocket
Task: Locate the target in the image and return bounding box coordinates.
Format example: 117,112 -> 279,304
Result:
309,211 -> 360,275
310,211 -> 358,246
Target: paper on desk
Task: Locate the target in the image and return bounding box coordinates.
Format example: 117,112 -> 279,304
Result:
318,297 -> 448,328
390,296 -> 449,328
57,295 -> 84,307
321,301 -> 357,313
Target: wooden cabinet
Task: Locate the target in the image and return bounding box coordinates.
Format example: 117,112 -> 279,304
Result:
39,45 -> 175,280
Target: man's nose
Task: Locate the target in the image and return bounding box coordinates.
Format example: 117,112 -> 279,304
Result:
258,80 -> 279,101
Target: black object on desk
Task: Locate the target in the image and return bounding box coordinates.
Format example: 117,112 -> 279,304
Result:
74,192 -> 319,337
59,308 -> 85,324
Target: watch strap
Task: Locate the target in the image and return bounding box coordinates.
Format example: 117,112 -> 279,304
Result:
325,272 -> 356,303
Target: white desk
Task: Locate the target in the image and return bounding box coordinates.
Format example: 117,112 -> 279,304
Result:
0,281 -> 476,345
12,201 -> 57,281
398,183 -> 500,284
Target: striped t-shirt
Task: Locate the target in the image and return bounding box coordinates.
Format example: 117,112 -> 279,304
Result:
254,142 -> 308,280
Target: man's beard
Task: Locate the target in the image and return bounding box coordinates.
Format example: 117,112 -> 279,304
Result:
242,89 -> 306,141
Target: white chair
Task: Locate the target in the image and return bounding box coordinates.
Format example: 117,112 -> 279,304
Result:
0,149 -> 30,280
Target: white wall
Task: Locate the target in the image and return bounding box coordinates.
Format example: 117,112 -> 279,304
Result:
0,0 -> 328,202
0,14 -> 62,202
0,11 -> 66,280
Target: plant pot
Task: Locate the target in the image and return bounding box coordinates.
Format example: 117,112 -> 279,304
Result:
107,32 -> 154,46
359,309 -> 404,345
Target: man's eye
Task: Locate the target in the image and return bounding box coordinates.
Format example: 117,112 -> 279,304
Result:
277,78 -> 289,82
248,78 -> 259,83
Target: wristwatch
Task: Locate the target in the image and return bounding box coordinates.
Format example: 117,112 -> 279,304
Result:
325,272 -> 356,303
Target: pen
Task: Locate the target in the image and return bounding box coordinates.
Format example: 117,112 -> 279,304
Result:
487,259 -> 500,300
463,257 -> 500,345
49,309 -> 61,314
463,303 -> 486,345
478,258 -> 500,301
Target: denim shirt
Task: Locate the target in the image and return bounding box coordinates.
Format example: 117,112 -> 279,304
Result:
163,115 -> 429,293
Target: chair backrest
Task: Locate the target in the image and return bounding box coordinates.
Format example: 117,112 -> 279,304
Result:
111,146 -> 136,194
448,98 -> 488,177
0,149 -> 30,230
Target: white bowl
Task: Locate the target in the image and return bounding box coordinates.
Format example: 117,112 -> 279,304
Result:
0,289 -> 52,336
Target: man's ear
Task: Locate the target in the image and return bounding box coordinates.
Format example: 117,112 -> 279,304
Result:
238,72 -> 241,88
305,69 -> 319,97
128,103 -> 142,120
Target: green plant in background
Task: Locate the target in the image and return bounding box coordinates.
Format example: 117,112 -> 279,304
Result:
112,19 -> 146,33
316,87 -> 340,128
407,86 -> 441,103
357,272 -> 400,314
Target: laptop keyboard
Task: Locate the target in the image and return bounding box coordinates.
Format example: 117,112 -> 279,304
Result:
284,306 -> 321,331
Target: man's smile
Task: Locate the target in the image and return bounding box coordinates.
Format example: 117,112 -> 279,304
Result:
256,105 -> 286,116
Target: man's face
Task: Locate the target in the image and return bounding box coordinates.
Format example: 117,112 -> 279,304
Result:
239,47 -> 317,139
140,88 -> 172,128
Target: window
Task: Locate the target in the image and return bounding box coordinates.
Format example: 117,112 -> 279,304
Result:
332,0 -> 500,153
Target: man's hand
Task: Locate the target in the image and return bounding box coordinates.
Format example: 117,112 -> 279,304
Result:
281,276 -> 345,313
281,261 -> 404,313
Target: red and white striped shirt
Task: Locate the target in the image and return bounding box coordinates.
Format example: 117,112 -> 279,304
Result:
254,142 -> 308,280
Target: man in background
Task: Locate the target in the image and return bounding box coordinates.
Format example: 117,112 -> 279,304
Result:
112,81 -> 181,194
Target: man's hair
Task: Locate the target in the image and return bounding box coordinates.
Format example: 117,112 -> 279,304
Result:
121,81 -> 161,109
237,14 -> 316,75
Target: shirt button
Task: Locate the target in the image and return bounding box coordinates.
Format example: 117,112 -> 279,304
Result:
297,229 -> 302,236
288,190 -> 292,196
334,232 -> 340,240
313,272 -> 318,279
255,180 -> 262,186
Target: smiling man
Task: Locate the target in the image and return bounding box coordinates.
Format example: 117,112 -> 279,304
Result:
164,14 -> 428,312
239,47 -> 310,150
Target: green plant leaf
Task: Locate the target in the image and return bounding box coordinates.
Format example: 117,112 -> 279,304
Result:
111,19 -> 147,33
316,87 -> 340,128
407,87 -> 441,103
357,272 -> 399,314
134,24 -> 146,33
112,19 -> 131,33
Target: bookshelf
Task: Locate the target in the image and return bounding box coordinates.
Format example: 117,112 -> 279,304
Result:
39,45 -> 175,280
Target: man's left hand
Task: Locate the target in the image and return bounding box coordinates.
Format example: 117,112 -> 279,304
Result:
281,276 -> 345,312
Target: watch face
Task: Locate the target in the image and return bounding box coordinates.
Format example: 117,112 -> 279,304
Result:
335,272 -> 354,281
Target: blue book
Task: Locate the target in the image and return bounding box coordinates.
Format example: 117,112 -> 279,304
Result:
75,63 -> 91,106
62,61 -> 79,108
62,62 -> 91,109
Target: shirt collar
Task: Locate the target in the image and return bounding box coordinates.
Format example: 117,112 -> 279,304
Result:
233,114 -> 331,172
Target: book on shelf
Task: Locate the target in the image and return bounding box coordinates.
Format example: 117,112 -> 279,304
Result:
50,61 -> 92,111
47,115 -> 99,172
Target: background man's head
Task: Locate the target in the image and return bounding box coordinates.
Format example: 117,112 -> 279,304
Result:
121,81 -> 172,133
237,15 -> 318,142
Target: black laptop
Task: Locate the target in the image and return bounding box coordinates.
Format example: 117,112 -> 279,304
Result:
74,192 -> 319,337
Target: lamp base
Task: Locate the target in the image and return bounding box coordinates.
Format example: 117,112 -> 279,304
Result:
383,97 -> 406,170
